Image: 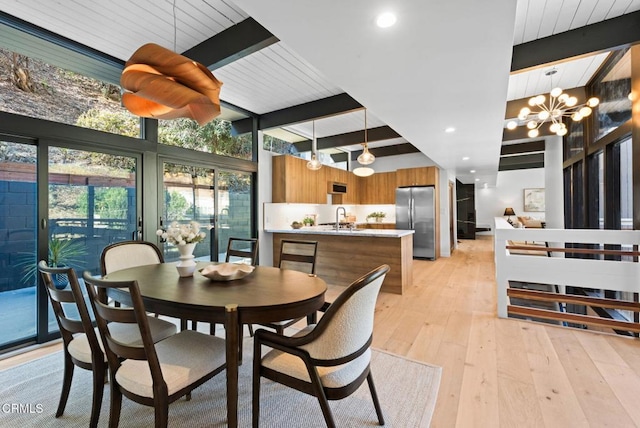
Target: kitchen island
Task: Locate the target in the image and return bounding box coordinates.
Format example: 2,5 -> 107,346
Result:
265,227 -> 414,294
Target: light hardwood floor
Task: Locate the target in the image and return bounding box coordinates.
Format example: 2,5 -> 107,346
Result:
3,236 -> 640,427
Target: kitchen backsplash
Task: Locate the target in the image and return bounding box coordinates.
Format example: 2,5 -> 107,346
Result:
263,203 -> 396,230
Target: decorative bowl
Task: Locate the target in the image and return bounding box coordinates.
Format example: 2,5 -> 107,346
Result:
199,263 -> 255,281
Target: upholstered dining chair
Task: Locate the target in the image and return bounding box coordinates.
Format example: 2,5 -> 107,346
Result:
83,272 -> 227,428
252,264 -> 390,428
100,240 -> 180,324
38,262 -> 177,428
255,239 -> 319,335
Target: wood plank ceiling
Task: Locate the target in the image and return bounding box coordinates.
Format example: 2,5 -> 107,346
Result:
0,0 -> 638,180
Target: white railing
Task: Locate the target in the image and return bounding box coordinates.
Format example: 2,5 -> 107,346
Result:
494,217 -> 640,322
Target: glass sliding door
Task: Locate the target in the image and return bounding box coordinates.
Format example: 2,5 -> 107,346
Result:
0,138 -> 38,348
47,146 -> 139,334
217,171 -> 254,262
161,162 -> 215,262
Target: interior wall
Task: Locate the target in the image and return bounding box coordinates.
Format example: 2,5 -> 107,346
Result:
476,168 -> 546,230
257,131 -> 274,266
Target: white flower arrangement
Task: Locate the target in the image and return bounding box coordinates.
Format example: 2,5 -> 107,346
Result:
156,221 -> 207,245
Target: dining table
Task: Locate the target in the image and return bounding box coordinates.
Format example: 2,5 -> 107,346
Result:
104,261 -> 327,427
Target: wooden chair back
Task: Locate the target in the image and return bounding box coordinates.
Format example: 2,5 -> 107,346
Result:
82,274 -> 157,375
38,261 -> 101,361
225,237 -> 259,265
279,239 -> 318,274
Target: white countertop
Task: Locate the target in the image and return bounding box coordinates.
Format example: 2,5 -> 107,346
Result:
264,227 -> 414,238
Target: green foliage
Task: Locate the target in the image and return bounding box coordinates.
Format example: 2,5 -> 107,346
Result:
17,236 -> 87,285
164,190 -> 191,221
158,118 -> 252,159
76,108 -> 139,137
77,187 -> 129,219
367,211 -> 386,219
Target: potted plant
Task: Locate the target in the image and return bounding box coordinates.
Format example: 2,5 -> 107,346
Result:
302,216 -> 315,227
366,212 -> 387,223
19,236 -> 86,289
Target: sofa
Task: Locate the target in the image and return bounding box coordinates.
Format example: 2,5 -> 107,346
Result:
516,216 -> 545,228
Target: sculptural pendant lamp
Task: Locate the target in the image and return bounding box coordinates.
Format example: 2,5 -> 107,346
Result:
120,43 -> 223,126
120,2 -> 222,126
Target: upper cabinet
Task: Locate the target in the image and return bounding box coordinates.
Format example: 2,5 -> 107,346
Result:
272,155 -> 439,206
272,155 -> 327,204
396,167 -> 438,187
358,171 -> 396,204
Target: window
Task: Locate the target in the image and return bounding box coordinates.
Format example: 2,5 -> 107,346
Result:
158,118 -> 252,160
0,48 -> 140,137
591,49 -> 632,140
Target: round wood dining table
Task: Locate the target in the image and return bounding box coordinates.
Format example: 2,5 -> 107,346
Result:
104,261 -> 327,428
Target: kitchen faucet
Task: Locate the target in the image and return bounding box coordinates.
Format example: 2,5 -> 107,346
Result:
335,206 -> 346,231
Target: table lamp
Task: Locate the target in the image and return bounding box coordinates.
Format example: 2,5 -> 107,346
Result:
503,207 -> 515,224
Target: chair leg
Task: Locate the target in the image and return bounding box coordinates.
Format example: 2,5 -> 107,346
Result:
276,325 -> 284,335
252,341 -> 262,428
89,362 -> 106,428
248,324 -> 254,336
180,319 -> 188,331
154,404 -> 169,428
191,320 -> 198,331
366,372 -> 385,425
56,353 -> 74,417
307,367 -> 336,428
108,381 -> 123,428
210,323 -> 216,335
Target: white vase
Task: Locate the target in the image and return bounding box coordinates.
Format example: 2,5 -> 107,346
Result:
176,243 -> 197,277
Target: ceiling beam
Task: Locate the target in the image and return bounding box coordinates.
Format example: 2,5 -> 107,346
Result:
293,125 -> 401,152
330,153 -> 348,163
502,126 -> 555,141
499,153 -> 545,171
500,140 -> 545,156
350,143 -> 420,161
182,17 -> 278,71
232,93 -> 362,135
512,11 -> 640,72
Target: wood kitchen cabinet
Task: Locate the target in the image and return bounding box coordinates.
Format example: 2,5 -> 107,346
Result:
272,155 -> 327,203
357,171 -> 396,204
396,166 -> 438,187
328,167 -> 357,204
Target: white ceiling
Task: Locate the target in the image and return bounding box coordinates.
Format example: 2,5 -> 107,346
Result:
0,0 -> 639,186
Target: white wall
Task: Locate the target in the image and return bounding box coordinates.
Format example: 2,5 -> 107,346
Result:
475,136 -> 564,233
476,168 -> 546,228
357,152 -> 436,173
257,132 -> 274,266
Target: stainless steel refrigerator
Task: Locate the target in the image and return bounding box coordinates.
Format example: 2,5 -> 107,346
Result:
396,186 -> 436,259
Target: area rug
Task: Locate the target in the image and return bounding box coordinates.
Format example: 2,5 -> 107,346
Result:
0,343 -> 441,427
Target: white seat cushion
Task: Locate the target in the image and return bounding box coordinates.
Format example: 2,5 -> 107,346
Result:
67,316 -> 177,364
261,325 -> 371,389
115,330 -> 226,397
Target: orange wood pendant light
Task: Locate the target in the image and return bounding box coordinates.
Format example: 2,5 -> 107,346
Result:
120,43 -> 223,126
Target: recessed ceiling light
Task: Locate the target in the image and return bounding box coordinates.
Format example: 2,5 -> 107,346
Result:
475,178 -> 480,182
462,156 -> 470,161
470,170 -> 476,173
376,12 -> 397,28
445,127 -> 456,133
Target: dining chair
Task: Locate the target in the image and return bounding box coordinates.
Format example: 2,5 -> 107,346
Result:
255,239 -> 319,335
225,237 -> 259,265
199,236 -> 259,335
83,271 -> 227,428
38,261 -> 177,428
252,264 -> 390,428
101,240 -> 183,325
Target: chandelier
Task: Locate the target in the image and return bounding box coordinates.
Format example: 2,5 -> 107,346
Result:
506,69 -> 599,138
353,109 -> 375,177
306,120 -> 322,171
